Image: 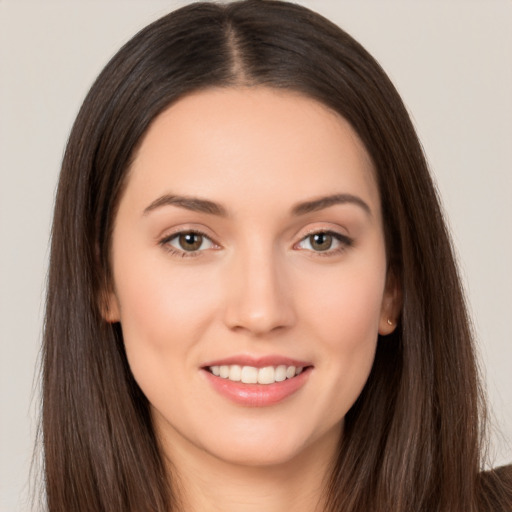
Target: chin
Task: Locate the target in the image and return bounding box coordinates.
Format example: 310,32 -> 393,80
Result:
190,416 -> 342,470
209,439 -> 303,468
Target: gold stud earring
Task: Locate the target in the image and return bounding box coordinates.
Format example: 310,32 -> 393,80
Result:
387,318 -> 393,326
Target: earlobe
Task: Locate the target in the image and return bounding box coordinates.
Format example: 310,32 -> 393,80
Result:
379,316 -> 396,336
100,290 -> 121,323
95,245 -> 120,323
378,270 -> 402,336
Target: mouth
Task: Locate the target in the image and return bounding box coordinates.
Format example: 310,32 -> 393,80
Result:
206,364 -> 306,384
201,357 -> 313,406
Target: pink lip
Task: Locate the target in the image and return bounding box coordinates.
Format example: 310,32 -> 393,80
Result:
201,355 -> 313,407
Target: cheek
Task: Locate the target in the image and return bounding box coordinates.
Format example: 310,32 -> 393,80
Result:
111,253 -> 225,431
300,259 -> 386,351
111,249 -> 220,376
296,257 -> 386,417
115,249 -> 214,327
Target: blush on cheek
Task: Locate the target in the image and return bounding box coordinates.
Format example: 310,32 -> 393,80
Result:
307,274 -> 384,349
115,260 -> 221,382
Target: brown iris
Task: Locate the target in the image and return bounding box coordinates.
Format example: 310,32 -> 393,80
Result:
178,233 -> 203,251
310,233 -> 333,251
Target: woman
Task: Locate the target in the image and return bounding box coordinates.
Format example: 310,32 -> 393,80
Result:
42,1 -> 511,511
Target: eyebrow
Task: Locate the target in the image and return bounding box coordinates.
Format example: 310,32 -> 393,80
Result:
143,194 -> 228,217
291,194 -> 371,216
143,192 -> 371,218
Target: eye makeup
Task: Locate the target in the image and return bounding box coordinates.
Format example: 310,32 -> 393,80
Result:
158,226 -> 354,259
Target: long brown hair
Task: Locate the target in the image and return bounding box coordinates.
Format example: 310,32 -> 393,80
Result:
42,1 -> 511,511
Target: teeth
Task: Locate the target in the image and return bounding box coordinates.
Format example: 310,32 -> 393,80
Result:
286,366 -> 296,379
209,364 -> 305,384
258,366 -> 275,384
241,366 -> 258,384
275,365 -> 287,382
229,365 -> 242,382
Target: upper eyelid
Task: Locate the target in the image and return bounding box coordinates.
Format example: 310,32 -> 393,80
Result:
158,226 -> 219,244
163,232 -> 216,247
299,231 -> 351,242
296,226 -> 351,241
294,220 -> 350,236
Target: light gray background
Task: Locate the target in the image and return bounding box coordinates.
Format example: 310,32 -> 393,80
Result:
1,1 -> 511,510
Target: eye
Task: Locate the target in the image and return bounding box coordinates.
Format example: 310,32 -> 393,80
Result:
296,231 -> 352,253
161,231 -> 216,255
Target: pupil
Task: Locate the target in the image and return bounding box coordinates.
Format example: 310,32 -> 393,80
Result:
311,233 -> 332,251
179,233 -> 202,251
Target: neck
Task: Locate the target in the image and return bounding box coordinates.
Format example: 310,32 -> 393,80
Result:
158,423 -> 340,512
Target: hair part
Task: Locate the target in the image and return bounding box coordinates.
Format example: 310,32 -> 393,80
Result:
42,1 -> 509,511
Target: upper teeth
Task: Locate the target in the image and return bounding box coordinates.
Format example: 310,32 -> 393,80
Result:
209,365 -> 303,384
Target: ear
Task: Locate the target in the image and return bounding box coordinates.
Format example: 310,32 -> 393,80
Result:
378,269 -> 402,336
99,288 -> 121,324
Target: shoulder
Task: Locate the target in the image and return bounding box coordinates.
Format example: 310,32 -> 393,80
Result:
478,465 -> 512,512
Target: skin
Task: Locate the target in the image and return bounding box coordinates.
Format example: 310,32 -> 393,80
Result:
106,87 -> 400,512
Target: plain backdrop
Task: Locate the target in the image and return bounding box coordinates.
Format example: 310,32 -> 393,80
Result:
1,1 -> 511,510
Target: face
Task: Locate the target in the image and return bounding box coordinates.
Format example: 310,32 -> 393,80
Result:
106,87 -> 398,468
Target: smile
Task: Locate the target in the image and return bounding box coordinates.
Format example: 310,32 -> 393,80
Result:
202,357 -> 313,407
208,364 -> 304,384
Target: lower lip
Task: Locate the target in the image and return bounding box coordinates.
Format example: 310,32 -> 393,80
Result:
202,368 -> 311,407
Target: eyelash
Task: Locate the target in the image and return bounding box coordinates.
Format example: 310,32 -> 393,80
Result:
159,230 -> 218,258
159,229 -> 353,258
294,230 -> 353,256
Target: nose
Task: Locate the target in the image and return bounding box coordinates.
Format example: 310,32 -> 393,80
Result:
222,245 -> 296,336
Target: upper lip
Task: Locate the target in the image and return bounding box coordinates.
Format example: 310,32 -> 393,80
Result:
202,354 -> 312,369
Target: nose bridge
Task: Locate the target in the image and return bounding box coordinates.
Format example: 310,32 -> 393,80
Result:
223,238 -> 295,335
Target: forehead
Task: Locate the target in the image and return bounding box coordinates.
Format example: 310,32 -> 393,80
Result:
125,86 -> 379,215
